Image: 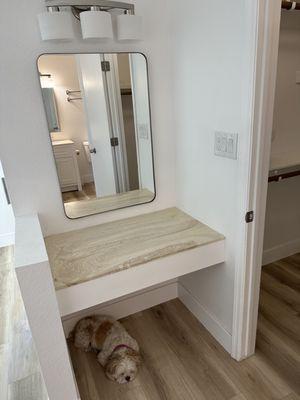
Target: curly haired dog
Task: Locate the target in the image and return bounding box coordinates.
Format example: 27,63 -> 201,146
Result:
70,316 -> 141,384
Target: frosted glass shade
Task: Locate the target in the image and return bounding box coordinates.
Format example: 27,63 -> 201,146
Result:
80,11 -> 113,39
117,14 -> 142,41
37,11 -> 74,41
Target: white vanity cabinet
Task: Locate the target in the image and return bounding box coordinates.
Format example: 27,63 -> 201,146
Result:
52,140 -> 82,192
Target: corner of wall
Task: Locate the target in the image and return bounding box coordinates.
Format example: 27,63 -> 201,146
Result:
262,237 -> 300,265
178,282 -> 232,354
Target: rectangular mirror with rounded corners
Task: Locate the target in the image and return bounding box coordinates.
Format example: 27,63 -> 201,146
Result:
37,53 -> 155,219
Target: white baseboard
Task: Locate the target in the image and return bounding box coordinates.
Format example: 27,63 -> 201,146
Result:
0,232 -> 14,248
262,237 -> 300,265
62,280 -> 178,337
178,283 -> 232,354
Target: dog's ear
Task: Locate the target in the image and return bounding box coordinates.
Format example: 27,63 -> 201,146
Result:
105,354 -> 122,376
126,349 -> 142,365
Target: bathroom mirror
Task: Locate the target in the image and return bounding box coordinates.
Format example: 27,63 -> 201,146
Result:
38,53 -> 155,219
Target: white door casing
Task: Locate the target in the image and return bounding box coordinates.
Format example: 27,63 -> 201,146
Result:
77,54 -> 116,198
130,54 -> 154,193
231,0 -> 282,360
103,54 -> 130,193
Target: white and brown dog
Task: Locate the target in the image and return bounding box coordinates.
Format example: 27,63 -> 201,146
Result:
70,316 -> 141,384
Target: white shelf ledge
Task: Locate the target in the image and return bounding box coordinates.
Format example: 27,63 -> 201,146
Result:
45,208 -> 225,317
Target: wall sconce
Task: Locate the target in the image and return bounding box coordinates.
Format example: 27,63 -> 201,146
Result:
117,13 -> 142,41
38,7 -> 74,41
80,6 -> 113,40
38,1 -> 142,42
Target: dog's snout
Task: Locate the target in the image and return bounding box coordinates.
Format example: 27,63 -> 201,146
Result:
125,376 -> 130,382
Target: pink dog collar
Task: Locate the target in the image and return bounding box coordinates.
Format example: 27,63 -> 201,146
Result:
112,344 -> 133,354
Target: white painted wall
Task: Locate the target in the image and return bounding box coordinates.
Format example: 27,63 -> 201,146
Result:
170,0 -> 253,336
264,11 -> 300,260
0,0 -> 257,356
38,55 -> 92,184
0,0 -> 175,236
0,161 -> 15,247
271,12 -> 300,158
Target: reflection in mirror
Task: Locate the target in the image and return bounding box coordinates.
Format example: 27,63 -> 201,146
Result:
41,88 -> 60,133
38,53 -> 155,218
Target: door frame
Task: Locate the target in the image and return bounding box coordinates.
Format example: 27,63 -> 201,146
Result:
103,54 -> 130,193
231,0 -> 282,360
129,54 -> 142,188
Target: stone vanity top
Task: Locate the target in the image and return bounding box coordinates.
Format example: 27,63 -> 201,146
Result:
45,208 -> 225,290
64,189 -> 154,219
52,139 -> 74,146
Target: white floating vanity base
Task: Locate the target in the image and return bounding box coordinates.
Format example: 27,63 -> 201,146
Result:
56,239 -> 225,317
45,207 -> 225,317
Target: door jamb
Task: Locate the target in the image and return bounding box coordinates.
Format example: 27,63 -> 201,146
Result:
231,0 -> 282,361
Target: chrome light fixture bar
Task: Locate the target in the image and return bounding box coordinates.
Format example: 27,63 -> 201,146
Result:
39,0 -> 141,41
45,0 -> 134,13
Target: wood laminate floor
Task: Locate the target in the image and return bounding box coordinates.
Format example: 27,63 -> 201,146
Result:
0,246 -> 48,400
69,254 -> 300,400
256,254 -> 300,395
62,182 -> 97,203
1,245 -> 299,400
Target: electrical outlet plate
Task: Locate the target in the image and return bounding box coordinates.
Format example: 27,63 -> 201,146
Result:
214,131 -> 238,160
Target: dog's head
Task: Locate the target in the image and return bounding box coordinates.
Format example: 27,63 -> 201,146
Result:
105,348 -> 141,384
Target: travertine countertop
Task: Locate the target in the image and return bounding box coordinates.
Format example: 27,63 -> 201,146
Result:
45,208 -> 224,290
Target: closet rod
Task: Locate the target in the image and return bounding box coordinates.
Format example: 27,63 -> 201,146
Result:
268,169 -> 300,182
282,1 -> 300,10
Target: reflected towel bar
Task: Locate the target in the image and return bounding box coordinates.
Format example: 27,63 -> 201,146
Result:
66,90 -> 82,102
67,97 -> 82,102
66,90 -> 81,95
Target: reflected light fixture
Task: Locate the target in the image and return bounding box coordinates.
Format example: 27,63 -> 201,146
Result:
40,73 -> 54,88
80,6 -> 113,39
38,6 -> 74,41
38,1 -> 142,42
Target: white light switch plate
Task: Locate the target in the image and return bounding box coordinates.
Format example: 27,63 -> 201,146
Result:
214,131 -> 238,160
